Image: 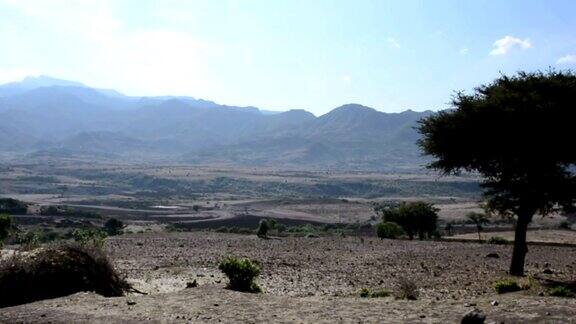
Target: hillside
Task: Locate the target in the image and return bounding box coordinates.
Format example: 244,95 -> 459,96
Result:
0,76 -> 432,170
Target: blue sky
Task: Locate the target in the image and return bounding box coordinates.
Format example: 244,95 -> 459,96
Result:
1,0 -> 575,115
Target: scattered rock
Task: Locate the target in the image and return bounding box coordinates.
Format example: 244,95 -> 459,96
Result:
465,302 -> 477,307
127,300 -> 137,306
485,253 -> 499,258
461,309 -> 486,324
543,268 -> 553,274
490,300 -> 498,306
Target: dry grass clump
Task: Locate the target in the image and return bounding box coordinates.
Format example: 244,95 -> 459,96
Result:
396,277 -> 419,300
0,244 -> 131,308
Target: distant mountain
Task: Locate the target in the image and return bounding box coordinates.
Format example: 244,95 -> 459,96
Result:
0,76 -> 433,170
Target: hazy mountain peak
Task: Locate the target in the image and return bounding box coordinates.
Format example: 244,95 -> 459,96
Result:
19,75 -> 86,88
332,103 -> 376,112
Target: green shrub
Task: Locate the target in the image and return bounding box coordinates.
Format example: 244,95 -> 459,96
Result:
487,236 -> 508,245
494,279 -> 522,294
548,285 -> 575,298
218,257 -> 261,293
0,214 -> 11,248
359,287 -> 370,298
103,218 -> 124,236
0,244 -> 131,308
71,228 -> 107,248
375,221 -> 404,239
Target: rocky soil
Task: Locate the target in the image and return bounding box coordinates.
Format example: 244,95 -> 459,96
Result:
1,232 -> 576,323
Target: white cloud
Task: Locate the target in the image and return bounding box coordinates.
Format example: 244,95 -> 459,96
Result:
0,0 -> 214,96
339,75 -> 352,85
387,37 -> 401,49
489,36 -> 531,56
557,54 -> 576,65
459,48 -> 469,55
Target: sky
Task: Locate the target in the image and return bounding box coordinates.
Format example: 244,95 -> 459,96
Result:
0,0 -> 575,115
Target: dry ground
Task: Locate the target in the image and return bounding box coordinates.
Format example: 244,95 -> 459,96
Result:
451,230 -> 576,245
2,232 -> 576,323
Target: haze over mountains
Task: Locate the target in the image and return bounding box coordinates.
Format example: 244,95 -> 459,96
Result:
0,76 -> 433,170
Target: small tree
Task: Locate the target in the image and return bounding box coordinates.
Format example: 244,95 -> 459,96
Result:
0,214 -> 11,248
467,212 -> 489,241
256,219 -> 276,238
103,218 -> 124,236
375,202 -> 439,240
418,71 -> 576,276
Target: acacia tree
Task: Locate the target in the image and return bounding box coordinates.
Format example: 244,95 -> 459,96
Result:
418,71 -> 576,276
466,212 -> 489,241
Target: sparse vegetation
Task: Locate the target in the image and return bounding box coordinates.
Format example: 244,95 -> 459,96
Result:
494,279 -> 522,294
359,288 -> 391,298
547,285 -> 575,298
0,244 -> 131,308
218,257 -> 262,293
40,205 -> 101,218
374,221 -> 404,239
0,198 -> 27,214
71,228 -> 107,248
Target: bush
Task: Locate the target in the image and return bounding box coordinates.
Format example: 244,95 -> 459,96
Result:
359,288 -> 391,298
396,277 -> 419,300
494,279 -> 522,294
375,221 -> 404,239
375,202 -> 439,240
559,220 -> 572,230
487,236 -> 508,245
71,228 -> 107,248
0,214 -> 11,248
548,285 -> 575,298
0,244 -> 131,308
104,218 -> 124,236
218,257 -> 261,293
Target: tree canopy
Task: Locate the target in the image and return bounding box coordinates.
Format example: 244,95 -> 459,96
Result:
418,70 -> 576,275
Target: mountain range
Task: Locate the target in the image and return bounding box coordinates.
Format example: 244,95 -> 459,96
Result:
0,76 -> 433,170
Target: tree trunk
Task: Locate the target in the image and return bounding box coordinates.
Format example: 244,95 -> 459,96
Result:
509,212 -> 533,276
